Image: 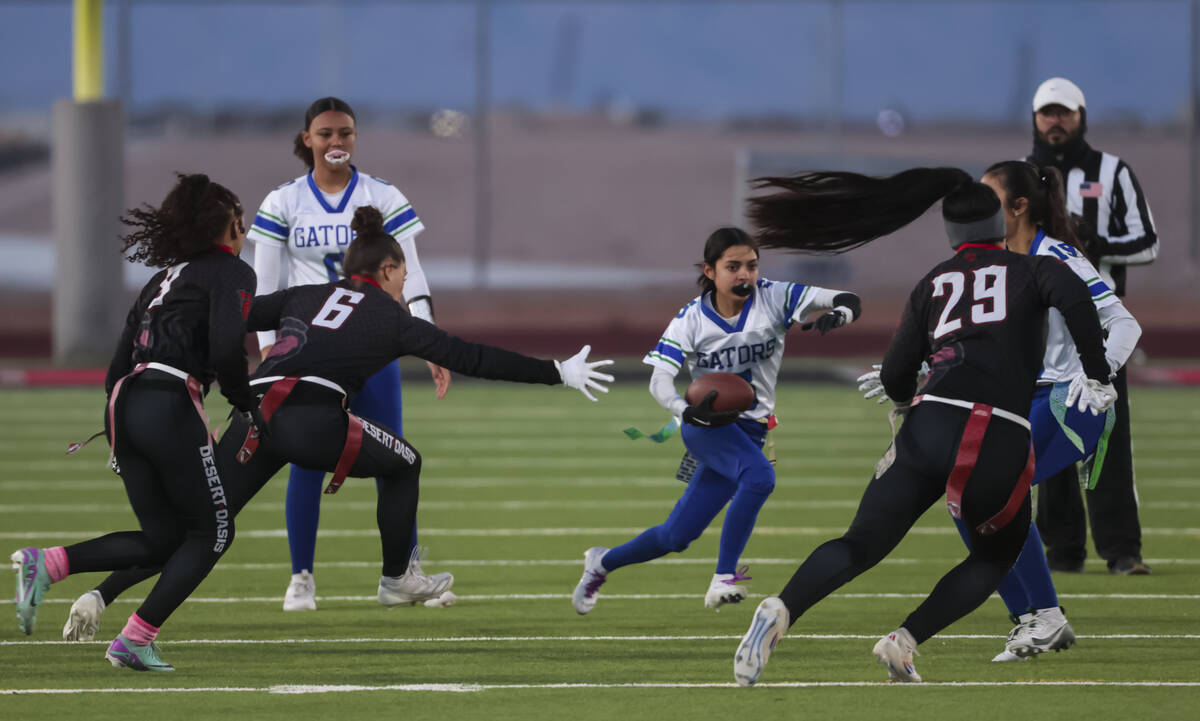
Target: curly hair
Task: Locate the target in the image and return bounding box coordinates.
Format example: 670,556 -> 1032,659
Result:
119,173 -> 241,268
344,205 -> 404,277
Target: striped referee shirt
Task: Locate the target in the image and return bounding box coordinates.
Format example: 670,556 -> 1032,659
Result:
1027,140 -> 1158,297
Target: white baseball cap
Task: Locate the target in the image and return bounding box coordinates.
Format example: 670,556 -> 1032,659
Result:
1033,77 -> 1086,112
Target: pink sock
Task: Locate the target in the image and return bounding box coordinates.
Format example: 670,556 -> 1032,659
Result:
121,613 -> 159,645
43,546 -> 69,583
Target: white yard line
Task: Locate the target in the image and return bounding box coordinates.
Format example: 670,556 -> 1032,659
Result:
4,680 -> 1200,695
4,632 -> 1200,648
6,591 -> 1200,606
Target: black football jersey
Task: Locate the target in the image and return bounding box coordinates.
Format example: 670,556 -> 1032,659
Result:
106,248 -> 257,412
248,279 -> 560,397
880,245 -> 1109,418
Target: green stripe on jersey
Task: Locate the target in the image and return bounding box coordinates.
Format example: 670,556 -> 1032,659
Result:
1093,291 -> 1115,302
384,203 -> 412,221
647,352 -> 681,370
658,337 -> 682,350
390,218 -> 421,236
256,209 -> 285,224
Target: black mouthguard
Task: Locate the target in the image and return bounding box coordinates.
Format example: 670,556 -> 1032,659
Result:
732,283 -> 754,297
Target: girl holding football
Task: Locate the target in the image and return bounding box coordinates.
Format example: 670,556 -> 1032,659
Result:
571,226 -> 860,615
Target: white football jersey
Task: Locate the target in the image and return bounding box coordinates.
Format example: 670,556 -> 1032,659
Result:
1029,231 -> 1123,383
247,167 -> 425,288
643,278 -> 834,420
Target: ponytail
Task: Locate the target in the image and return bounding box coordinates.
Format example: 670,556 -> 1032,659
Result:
344,205 -> 403,278
120,172 -> 241,267
983,160 -> 1080,252
747,167 -> 976,253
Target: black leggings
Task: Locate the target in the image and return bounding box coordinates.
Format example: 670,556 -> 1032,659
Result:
64,374 -> 234,627
778,402 -> 1032,644
90,382 -> 423,608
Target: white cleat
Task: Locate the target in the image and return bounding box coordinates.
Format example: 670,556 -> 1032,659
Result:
734,596 -> 789,686
572,546 -> 609,615
992,649 -> 1029,662
992,612 -> 1035,662
873,627 -> 922,683
379,548 -> 453,607
283,570 -> 317,611
1006,607 -> 1076,658
704,566 -> 752,610
62,589 -> 105,642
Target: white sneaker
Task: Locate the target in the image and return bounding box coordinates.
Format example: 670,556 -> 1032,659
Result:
992,612 -> 1035,662
408,550 -> 454,596
62,590 -> 105,641
1005,606 -> 1076,658
283,570 -> 316,611
873,627 -> 922,682
572,546 -> 609,615
704,566 -> 752,610
379,548 -> 453,607
734,597 -> 789,686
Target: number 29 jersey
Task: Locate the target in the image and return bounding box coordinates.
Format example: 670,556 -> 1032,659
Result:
246,167 -> 425,287
880,245 -> 1109,419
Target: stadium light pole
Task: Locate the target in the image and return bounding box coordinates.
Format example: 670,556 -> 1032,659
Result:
473,0 -> 492,289
52,0 -> 126,366
1192,0 -> 1200,263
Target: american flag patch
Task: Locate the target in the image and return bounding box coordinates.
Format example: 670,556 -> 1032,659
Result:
1079,181 -> 1104,198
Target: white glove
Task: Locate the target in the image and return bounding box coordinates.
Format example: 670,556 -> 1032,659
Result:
554,344 -> 615,402
1065,375 -> 1117,416
856,362 -> 930,404
856,364 -> 888,404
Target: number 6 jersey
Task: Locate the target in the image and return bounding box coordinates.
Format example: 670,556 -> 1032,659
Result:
879,244 -> 1110,419
249,279 -> 559,401
246,167 -> 425,347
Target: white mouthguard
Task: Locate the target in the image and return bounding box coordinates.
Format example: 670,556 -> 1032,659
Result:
324,150 -> 350,165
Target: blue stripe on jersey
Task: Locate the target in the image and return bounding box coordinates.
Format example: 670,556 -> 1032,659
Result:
1028,228 -> 1046,256
699,291 -> 755,333
783,282 -> 808,329
306,167 -> 359,214
384,208 -> 418,234
651,340 -> 685,366
1088,280 -> 1112,297
252,215 -> 288,237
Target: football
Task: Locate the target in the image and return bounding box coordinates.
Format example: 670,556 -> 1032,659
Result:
685,372 -> 755,413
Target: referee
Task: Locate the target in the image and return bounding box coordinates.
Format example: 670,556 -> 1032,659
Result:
1026,77 -> 1157,576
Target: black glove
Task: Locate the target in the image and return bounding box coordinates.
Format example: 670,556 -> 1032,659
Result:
682,390 -> 740,428
801,308 -> 849,335
236,406 -> 270,441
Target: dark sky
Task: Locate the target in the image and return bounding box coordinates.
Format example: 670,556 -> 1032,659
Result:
1,1 -> 1190,123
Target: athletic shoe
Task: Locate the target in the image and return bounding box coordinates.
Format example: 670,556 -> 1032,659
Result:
1109,556 -> 1151,575
283,570 -> 316,611
408,547 -> 454,596
704,566 -> 752,610
378,549 -> 454,607
991,649 -> 1028,662
1005,607 -> 1076,658
572,546 -> 609,615
105,633 -> 174,671
63,590 -> 106,642
733,597 -> 789,686
873,627 -> 922,683
11,548 -> 52,635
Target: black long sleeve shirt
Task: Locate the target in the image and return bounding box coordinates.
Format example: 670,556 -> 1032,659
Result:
881,245 -> 1109,420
